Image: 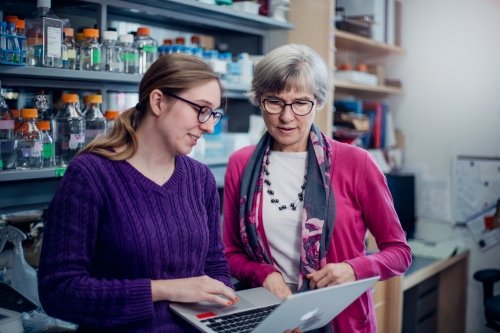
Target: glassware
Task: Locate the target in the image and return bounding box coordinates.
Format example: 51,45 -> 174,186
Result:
102,30 -> 123,73
118,33 -> 138,74
104,110 -> 119,134
83,94 -> 105,145
25,0 -> 63,68
55,93 -> 84,166
62,27 -> 76,69
0,86 -> 16,170
37,120 -> 55,167
16,108 -> 43,170
79,28 -> 101,71
134,27 -> 157,74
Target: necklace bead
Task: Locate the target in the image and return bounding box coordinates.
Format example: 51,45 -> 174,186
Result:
263,151 -> 306,211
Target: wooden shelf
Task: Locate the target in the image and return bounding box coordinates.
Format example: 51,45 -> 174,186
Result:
334,30 -> 405,55
334,80 -> 403,95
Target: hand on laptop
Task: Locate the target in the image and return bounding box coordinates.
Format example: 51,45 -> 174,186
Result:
306,262 -> 355,289
151,275 -> 239,306
263,272 -> 293,299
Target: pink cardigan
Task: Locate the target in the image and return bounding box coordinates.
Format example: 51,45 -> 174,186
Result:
222,138 -> 412,333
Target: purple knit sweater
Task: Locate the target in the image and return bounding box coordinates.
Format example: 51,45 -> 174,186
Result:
38,152 -> 232,332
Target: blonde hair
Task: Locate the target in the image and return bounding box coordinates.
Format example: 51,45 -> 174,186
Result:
80,54 -> 221,160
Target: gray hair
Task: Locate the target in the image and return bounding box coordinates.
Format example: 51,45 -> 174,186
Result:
248,44 -> 330,108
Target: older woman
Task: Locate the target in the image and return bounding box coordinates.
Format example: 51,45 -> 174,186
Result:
222,44 -> 411,333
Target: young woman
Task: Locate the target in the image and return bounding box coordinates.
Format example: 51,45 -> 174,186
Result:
38,54 -> 238,332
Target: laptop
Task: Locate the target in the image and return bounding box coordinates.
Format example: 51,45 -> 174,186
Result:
170,275 -> 379,333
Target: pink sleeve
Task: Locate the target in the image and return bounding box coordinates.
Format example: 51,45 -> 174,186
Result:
222,149 -> 277,288
345,152 -> 412,280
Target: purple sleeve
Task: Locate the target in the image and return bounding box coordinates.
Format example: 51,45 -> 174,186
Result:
38,161 -> 154,327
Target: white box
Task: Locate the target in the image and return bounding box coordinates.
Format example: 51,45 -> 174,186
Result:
335,70 -> 378,86
232,1 -> 260,15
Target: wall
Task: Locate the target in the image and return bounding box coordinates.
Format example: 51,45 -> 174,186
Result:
385,0 -> 500,332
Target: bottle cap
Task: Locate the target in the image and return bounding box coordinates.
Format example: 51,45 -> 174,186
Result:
163,39 -> 173,46
63,27 -> 74,37
11,109 -> 20,118
104,110 -> 120,120
4,16 -> 18,24
86,95 -> 102,104
175,36 -> 185,45
37,120 -> 50,131
136,27 -> 151,36
21,108 -> 38,119
75,32 -> 85,43
103,30 -> 117,41
83,28 -> 99,38
118,34 -> 134,44
61,93 -> 79,103
191,35 -> 201,45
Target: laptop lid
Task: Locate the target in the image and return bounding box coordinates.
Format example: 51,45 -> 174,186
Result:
170,275 -> 379,333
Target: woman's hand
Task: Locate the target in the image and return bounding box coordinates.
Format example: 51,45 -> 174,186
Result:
151,275 -> 238,306
263,272 -> 292,299
306,262 -> 355,289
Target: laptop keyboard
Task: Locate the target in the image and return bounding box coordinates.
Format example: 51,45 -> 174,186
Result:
201,304 -> 279,333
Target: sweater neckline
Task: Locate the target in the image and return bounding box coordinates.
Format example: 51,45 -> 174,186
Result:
118,156 -> 184,193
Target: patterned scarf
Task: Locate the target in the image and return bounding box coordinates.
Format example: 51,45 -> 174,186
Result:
239,123 -> 336,292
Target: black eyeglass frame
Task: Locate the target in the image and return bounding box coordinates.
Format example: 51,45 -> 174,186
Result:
165,92 -> 223,125
261,97 -> 315,116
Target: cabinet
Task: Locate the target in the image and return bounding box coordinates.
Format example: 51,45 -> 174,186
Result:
287,0 -> 403,136
0,0 -> 293,214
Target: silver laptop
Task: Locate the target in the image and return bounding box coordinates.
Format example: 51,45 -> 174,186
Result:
170,275 -> 379,333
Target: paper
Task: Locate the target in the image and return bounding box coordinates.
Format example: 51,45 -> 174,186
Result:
466,207 -> 500,251
417,178 -> 452,222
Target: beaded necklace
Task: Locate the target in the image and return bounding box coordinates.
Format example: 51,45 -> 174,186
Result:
263,150 -> 307,211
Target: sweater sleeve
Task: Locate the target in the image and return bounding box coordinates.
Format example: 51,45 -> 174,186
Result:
222,150 -> 277,288
38,158 -> 154,327
202,166 -> 233,288
345,152 -> 412,280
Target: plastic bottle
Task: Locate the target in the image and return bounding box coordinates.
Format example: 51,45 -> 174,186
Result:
38,120 -> 55,167
84,94 -> 105,145
5,22 -> 21,64
2,225 -> 41,307
62,27 -> 76,69
134,27 -> 158,74
74,31 -> 85,70
55,93 -> 85,166
104,109 -> 119,134
102,30 -> 123,72
25,0 -> 64,68
0,22 -> 7,63
0,84 -> 16,170
118,33 -> 139,74
79,28 -> 102,71
238,52 -> 253,86
15,108 -> 43,170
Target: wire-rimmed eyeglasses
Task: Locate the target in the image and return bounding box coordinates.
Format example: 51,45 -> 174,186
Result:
165,92 -> 223,125
261,97 -> 315,116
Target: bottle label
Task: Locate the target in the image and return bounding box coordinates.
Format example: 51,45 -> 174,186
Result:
121,52 -> 138,62
43,143 -> 54,159
32,142 -> 43,157
67,49 -> 76,59
85,129 -> 104,139
0,120 -> 15,130
47,26 -> 62,58
69,133 -> 85,149
142,45 -> 157,53
0,160 -> 3,170
92,49 -> 102,64
62,49 -> 68,61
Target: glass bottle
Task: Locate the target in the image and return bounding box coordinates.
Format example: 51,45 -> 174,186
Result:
0,22 -> 7,63
15,108 -> 43,170
62,27 -> 76,69
104,110 -> 119,134
79,28 -> 101,71
0,86 -> 16,170
37,120 -> 55,167
25,0 -> 63,68
15,19 -> 26,65
118,33 -> 138,74
83,94 -> 105,145
55,93 -> 85,166
102,30 -> 123,73
134,27 -> 158,74
74,31 -> 84,70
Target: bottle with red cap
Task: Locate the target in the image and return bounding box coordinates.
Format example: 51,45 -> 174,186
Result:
16,108 -> 43,169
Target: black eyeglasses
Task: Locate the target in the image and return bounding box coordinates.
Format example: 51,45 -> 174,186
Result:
165,92 -> 223,125
261,97 -> 315,116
